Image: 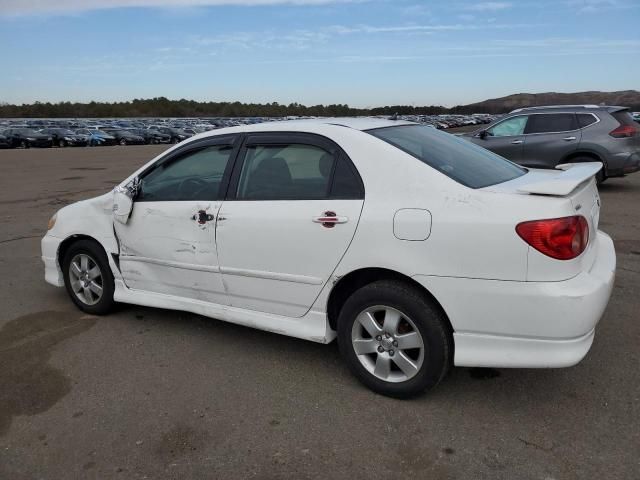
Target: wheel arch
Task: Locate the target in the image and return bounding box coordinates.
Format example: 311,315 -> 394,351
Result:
561,150 -> 608,172
326,267 -> 453,335
57,234 -> 111,268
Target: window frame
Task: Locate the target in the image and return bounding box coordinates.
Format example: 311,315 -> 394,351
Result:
226,132 -> 364,201
135,133 -> 240,203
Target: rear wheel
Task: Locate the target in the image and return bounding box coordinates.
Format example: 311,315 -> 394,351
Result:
119,138 -> 127,146
58,139 -> 66,148
19,140 -> 28,149
337,280 -> 452,398
62,240 -> 115,315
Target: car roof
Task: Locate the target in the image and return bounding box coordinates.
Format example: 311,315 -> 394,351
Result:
510,105 -> 628,114
272,117 -> 414,131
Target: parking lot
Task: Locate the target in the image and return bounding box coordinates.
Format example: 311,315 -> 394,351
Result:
0,145 -> 638,479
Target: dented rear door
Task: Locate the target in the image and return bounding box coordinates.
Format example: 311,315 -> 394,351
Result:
114,137 -> 238,305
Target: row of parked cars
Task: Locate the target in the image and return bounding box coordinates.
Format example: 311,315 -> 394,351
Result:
0,114 -> 497,149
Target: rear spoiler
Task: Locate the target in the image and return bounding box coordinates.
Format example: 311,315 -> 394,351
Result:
516,162 -> 602,196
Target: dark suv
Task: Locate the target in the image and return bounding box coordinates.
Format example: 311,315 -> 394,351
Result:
465,105 -> 640,182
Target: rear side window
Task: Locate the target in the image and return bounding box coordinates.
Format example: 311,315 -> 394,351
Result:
577,114 -> 598,128
237,144 -> 335,200
368,125 -> 526,189
524,113 -> 577,134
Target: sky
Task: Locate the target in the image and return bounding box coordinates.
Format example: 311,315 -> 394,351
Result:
0,0 -> 639,107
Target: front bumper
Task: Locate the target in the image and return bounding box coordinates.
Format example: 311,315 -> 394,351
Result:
414,231 -> 616,368
41,234 -> 64,287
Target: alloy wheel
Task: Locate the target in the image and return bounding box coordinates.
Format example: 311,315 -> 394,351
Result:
68,253 -> 103,306
351,306 -> 425,383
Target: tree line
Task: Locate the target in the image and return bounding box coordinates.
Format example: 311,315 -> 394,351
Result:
0,97 -> 468,118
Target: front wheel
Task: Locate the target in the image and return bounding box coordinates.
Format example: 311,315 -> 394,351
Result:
119,138 -> 127,146
337,280 -> 452,398
59,139 -> 66,148
62,240 -> 115,315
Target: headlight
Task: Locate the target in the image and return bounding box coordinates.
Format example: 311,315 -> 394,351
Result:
47,213 -> 57,231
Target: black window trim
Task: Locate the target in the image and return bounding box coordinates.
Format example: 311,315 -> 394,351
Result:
225,131 -> 364,201
135,133 -> 241,203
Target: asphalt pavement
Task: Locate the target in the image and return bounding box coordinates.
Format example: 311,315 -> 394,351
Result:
0,144 -> 638,479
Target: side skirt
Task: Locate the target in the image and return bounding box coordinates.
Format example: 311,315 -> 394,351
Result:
113,279 -> 336,344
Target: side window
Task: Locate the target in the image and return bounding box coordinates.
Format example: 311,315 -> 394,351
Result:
331,157 -> 364,199
138,144 -> 233,202
487,116 -> 528,137
577,114 -> 598,128
237,143 -> 335,200
524,113 -> 577,134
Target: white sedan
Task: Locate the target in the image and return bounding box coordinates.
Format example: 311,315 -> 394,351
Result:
42,118 -> 616,397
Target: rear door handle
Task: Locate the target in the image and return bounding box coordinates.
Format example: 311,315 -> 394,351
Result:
511,140 -> 523,144
313,211 -> 348,228
192,210 -> 214,224
563,136 -> 577,141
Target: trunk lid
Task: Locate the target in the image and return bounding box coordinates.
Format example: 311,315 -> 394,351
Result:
483,163 -> 602,281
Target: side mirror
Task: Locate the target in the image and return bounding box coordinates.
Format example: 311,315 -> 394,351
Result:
113,177 -> 139,224
478,130 -> 488,139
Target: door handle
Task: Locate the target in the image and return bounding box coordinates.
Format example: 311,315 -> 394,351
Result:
313,211 -> 348,228
511,140 -> 523,144
191,210 -> 214,225
563,136 -> 577,141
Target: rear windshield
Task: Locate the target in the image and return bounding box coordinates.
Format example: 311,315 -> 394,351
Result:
367,125 -> 526,188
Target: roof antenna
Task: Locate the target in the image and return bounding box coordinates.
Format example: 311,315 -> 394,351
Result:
390,112 -> 398,120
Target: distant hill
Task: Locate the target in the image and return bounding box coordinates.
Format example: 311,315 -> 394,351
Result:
454,90 -> 640,114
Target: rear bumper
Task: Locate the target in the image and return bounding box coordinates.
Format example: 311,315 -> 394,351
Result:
41,234 -> 64,287
607,151 -> 640,177
413,231 -> 616,368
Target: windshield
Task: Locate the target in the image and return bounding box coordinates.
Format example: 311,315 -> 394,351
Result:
367,124 -> 526,189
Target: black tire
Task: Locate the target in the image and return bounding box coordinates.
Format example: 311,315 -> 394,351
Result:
58,139 -> 66,148
19,140 -> 28,149
119,138 -> 127,146
62,239 -> 115,315
337,280 -> 452,398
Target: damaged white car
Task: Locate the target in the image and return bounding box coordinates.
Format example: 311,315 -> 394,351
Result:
42,118 -> 616,397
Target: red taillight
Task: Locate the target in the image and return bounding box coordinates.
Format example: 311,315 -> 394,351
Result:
609,125 -> 637,138
516,216 -> 589,260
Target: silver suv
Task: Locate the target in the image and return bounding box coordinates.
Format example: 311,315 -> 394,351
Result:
465,105 -> 640,183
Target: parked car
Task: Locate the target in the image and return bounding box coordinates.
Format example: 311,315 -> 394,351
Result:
102,128 -> 146,146
0,131 -> 10,148
126,128 -> 171,144
3,128 -> 52,148
464,105 -> 640,183
75,129 -> 117,146
42,118 -> 615,398
40,128 -> 88,147
148,126 -> 191,143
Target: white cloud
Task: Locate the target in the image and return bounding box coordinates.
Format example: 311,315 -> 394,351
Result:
464,2 -> 512,11
0,0 -> 364,16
